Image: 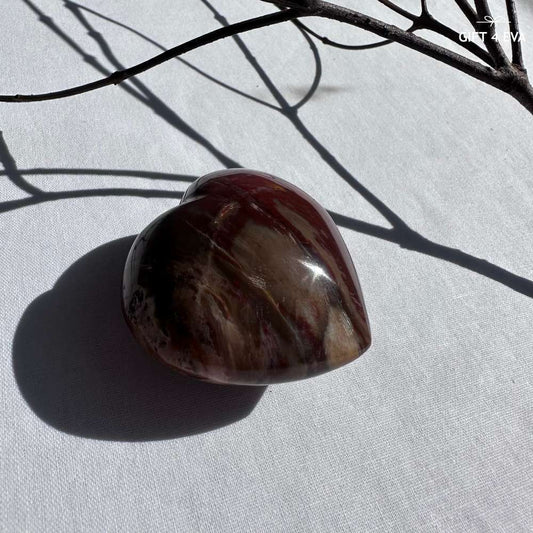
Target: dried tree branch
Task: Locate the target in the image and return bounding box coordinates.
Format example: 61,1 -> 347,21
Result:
0,0 -> 531,114
311,0 -> 532,113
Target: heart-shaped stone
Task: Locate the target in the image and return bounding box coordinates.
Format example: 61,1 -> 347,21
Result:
122,170 -> 371,385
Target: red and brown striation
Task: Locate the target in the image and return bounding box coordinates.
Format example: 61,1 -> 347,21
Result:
122,170 -> 371,385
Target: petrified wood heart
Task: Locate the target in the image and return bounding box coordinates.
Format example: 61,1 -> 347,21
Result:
122,170 -> 371,385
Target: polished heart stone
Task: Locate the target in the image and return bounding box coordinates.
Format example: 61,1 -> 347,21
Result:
122,169 -> 371,385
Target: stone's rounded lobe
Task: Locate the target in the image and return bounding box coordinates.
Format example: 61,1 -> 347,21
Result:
122,169 -> 371,385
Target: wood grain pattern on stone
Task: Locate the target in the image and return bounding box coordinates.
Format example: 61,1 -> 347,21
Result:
122,170 -> 371,385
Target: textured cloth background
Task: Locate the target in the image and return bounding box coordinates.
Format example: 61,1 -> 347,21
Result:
1,1 -> 532,531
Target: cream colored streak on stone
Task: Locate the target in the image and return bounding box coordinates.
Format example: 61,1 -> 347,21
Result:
324,306 -> 360,367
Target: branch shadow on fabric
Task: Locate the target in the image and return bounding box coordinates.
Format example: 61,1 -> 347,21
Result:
12,236 -> 266,441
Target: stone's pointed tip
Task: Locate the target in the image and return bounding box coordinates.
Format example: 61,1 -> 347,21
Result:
122,169 -> 371,385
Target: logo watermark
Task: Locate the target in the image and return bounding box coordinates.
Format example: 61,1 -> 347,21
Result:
459,16 -> 525,43
478,15 -> 509,27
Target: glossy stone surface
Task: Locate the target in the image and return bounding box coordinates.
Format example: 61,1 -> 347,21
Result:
122,170 -> 371,385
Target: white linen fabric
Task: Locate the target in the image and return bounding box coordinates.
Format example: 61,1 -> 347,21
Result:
1,1 -> 532,531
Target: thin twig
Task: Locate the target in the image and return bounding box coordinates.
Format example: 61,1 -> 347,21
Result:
454,0 -> 479,28
377,0 -> 416,22
473,0 -> 510,67
0,8 -> 304,102
419,11 -> 494,66
377,0 -> 495,66
361,0 -> 492,64
505,0 -> 524,68
293,19 -> 394,50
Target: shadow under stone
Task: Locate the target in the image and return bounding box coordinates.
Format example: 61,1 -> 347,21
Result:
13,236 -> 265,441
